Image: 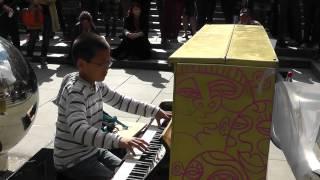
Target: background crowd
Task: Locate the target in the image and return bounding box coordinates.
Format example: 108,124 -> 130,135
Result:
0,0 -> 319,68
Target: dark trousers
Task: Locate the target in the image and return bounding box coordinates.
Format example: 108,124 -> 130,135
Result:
159,0 -> 184,40
59,149 -> 121,180
303,0 -> 320,44
142,0 -> 151,36
278,0 -> 302,42
56,0 -> 65,33
81,0 -> 99,21
196,0 -> 216,29
112,36 -> 151,59
103,0 -> 120,37
221,0 -> 237,23
0,14 -> 20,49
27,5 -> 52,57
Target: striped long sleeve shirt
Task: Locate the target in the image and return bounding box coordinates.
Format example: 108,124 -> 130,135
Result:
53,73 -> 160,170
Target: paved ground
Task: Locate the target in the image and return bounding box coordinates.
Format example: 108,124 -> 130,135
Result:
7,63 -> 296,179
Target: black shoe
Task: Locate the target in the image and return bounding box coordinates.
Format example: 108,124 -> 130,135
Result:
313,53 -> 320,61
276,40 -> 286,48
40,57 -> 48,69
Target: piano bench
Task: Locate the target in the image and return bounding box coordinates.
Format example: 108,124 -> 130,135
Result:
55,172 -> 77,180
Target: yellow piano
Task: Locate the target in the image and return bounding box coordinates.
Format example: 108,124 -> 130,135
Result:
169,24 -> 278,180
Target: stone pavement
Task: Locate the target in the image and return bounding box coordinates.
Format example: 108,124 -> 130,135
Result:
7,63 -> 296,179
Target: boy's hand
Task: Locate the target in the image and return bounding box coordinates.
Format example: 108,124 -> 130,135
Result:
118,137 -> 149,155
155,109 -> 172,127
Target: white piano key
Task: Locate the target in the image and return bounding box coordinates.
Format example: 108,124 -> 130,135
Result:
112,160 -> 136,180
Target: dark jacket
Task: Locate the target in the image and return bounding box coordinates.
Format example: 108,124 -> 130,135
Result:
123,14 -> 148,37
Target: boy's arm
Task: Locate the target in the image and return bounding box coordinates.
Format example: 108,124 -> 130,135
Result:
100,83 -> 160,117
64,91 -> 121,149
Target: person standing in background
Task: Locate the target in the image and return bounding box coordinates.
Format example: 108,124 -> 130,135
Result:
277,0 -> 302,47
220,0 -> 237,23
112,1 -> 151,60
103,0 -> 120,43
196,0 -> 216,29
55,0 -> 66,36
81,0 -> 99,22
27,0 -> 60,69
301,0 -> 320,51
160,0 -> 183,45
182,0 -> 197,39
0,0 -> 28,49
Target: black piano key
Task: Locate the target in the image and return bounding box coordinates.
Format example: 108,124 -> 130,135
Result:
130,171 -> 147,177
131,168 -> 148,173
132,166 -> 148,172
127,174 -> 144,179
127,178 -> 140,180
136,161 -> 151,166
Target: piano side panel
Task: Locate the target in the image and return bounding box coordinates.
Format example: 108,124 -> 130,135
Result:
170,63 -> 275,180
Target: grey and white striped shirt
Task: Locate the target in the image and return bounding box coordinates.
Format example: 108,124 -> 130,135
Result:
53,72 -> 160,170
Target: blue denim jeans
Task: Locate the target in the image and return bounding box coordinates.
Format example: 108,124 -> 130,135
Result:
60,148 -> 122,180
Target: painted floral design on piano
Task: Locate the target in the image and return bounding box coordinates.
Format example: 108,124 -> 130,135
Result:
171,64 -> 275,179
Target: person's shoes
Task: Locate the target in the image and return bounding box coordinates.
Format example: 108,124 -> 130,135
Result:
105,36 -> 111,44
276,40 -> 287,48
313,53 -> 320,61
161,39 -> 169,49
182,33 -> 189,40
40,57 -> 48,69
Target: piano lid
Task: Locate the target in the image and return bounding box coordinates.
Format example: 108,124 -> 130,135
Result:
169,24 -> 278,68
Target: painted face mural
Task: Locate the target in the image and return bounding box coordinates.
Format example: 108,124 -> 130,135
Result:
171,64 -> 275,180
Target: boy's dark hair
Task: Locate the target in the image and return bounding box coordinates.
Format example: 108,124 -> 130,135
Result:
72,33 -> 110,63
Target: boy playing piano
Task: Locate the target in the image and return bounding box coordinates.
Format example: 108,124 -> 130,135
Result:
53,33 -> 171,180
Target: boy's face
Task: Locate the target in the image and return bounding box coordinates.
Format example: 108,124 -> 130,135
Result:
79,49 -> 111,83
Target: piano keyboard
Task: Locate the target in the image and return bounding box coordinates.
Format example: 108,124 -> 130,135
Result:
112,124 -> 166,180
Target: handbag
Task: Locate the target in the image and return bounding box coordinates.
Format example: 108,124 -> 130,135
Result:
21,7 -> 44,29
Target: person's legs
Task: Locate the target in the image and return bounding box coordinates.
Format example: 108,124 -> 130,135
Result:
104,0 -> 112,40
196,0 -> 206,29
39,5 -> 51,68
206,0 -> 216,24
97,148 -> 122,171
8,15 -> 20,49
158,0 -> 168,43
120,0 -> 131,18
56,0 -> 66,34
277,0 -> 289,47
288,0 -> 302,44
60,151 -> 117,180
141,0 -> 151,36
130,37 -> 151,59
221,0 -> 235,23
26,30 -> 39,57
182,14 -> 189,39
111,0 -> 120,37
0,17 -> 10,43
314,0 -> 320,58
90,0 -> 99,22
311,0 -> 320,46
